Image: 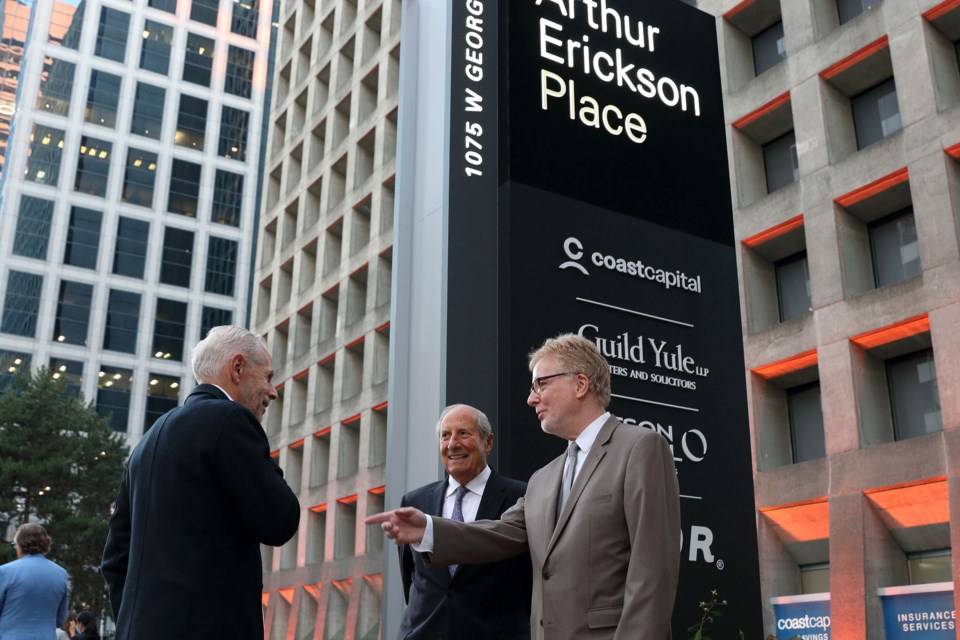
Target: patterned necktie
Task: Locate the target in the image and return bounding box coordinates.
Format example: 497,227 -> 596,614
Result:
449,484 -> 468,576
557,441 -> 579,519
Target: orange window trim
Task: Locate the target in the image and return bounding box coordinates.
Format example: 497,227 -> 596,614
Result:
338,494 -> 358,505
314,426 -> 332,437
752,349 -> 818,380
288,438 -> 305,450
850,314 -> 930,349
723,0 -> 755,19
317,352 -> 335,366
345,335 -> 365,350
309,503 -> 328,513
945,142 -> 960,159
741,214 -> 804,248
369,485 -> 386,495
923,0 -> 960,21
834,167 -> 908,208
278,588 -> 294,604
342,412 -> 362,425
294,368 -> 309,380
372,401 -> 389,412
376,320 -> 391,333
820,36 -> 889,79
732,91 -> 791,130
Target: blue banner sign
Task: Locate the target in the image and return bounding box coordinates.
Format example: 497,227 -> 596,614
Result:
772,594 -> 830,640
880,583 -> 956,640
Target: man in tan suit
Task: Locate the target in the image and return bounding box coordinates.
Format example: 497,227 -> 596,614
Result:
368,334 -> 681,639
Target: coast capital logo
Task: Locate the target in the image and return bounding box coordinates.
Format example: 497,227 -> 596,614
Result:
559,237 -> 589,275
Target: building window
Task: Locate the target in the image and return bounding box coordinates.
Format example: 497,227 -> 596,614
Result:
113,217 -> 150,278
787,383 -> 825,463
84,70 -> 121,128
200,306 -> 233,338
907,550 -> 952,585
148,0 -> 176,14
97,366 -> 133,432
852,78 -> 901,149
175,94 -> 208,150
131,82 -> 165,139
775,252 -> 810,321
50,358 -> 83,396
64,206 -> 102,269
160,227 -> 194,288
50,0 -> 84,48
183,34 -> 215,86
145,373 -> 180,430
36,58 -> 75,116
1,271 -> 43,337
869,207 -> 920,287
190,0 -> 219,26
212,170 -> 243,226
95,7 -> 130,63
153,298 -> 188,361
753,20 -> 786,76
763,131 -> 798,193
25,124 -> 65,186
168,159 -> 202,217
231,0 -> 259,37
888,349 -> 941,441
140,20 -> 174,75
74,136 -> 112,197
838,0 -> 883,25
205,236 -> 238,295
225,46 -> 255,98
104,289 -> 141,353
123,149 -> 158,207
0,351 -> 30,392
13,196 -> 54,260
218,106 -> 249,160
800,563 -> 830,594
53,280 -> 93,345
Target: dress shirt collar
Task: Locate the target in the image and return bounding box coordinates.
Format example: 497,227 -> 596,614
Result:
573,411 -> 610,455
211,383 -> 234,401
446,464 -> 491,498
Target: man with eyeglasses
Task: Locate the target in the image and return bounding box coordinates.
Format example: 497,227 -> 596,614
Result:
395,404 -> 531,639
368,334 -> 680,640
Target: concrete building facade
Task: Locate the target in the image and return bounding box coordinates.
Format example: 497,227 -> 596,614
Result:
0,0 -> 274,440
252,0 -> 400,637
699,0 -> 960,636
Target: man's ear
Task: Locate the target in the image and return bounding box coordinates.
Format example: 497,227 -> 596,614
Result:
574,373 -> 590,399
230,354 -> 245,383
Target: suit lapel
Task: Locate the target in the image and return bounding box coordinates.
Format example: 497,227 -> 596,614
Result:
546,417 -> 618,554
475,471 -> 506,521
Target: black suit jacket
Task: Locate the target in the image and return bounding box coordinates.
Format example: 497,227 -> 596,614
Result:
398,470 -> 532,640
101,385 -> 300,640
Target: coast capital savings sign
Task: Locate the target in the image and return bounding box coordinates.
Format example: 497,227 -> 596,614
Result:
772,596 -> 831,640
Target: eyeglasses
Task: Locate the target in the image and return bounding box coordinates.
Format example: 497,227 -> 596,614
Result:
530,372 -> 574,396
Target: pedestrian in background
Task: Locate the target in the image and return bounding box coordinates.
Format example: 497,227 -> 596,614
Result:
72,611 -> 99,640
55,612 -> 75,640
0,523 -> 69,639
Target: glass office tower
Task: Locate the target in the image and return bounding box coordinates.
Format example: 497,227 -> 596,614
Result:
0,0 -> 273,441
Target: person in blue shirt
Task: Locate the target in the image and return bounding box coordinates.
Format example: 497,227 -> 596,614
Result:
0,523 -> 69,640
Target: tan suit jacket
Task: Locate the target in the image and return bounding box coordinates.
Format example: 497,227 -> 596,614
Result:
429,417 -> 680,640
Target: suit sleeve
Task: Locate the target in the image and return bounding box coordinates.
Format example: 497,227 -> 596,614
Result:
429,495 -> 529,566
213,407 -> 301,546
101,469 -> 132,617
398,493 -> 414,603
615,432 -> 681,640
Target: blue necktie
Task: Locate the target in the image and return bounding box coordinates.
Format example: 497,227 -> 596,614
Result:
449,484 -> 468,576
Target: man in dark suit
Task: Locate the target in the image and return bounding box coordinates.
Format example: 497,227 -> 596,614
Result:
101,326 -> 300,640
397,404 -> 531,639
369,335 -> 681,640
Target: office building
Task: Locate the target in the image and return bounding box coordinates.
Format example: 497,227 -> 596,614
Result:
253,0 -> 400,637
702,0 -> 960,636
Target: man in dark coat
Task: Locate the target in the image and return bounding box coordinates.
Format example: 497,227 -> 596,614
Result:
396,404 -> 531,639
102,325 -> 300,640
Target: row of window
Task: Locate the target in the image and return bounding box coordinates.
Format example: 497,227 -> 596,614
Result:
0,338 -> 227,433
761,340 -> 940,468
770,206 -> 918,324
13,200 -> 239,289
0,271 -> 233,360
50,0 -> 261,56
24,126 -> 246,223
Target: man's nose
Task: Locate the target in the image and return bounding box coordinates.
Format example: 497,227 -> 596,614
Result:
527,390 -> 539,406
268,386 -> 279,400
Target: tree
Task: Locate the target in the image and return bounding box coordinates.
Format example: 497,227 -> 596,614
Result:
0,367 -> 129,616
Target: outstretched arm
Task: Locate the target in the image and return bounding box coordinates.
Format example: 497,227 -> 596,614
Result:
365,507 -> 427,545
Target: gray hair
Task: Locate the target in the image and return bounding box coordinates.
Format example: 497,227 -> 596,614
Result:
529,334 -> 612,409
434,404 -> 493,441
192,326 -> 268,383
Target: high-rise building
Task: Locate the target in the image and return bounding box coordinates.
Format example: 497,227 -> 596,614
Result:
702,0 -> 960,636
252,0 -> 400,637
0,0 -> 274,440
